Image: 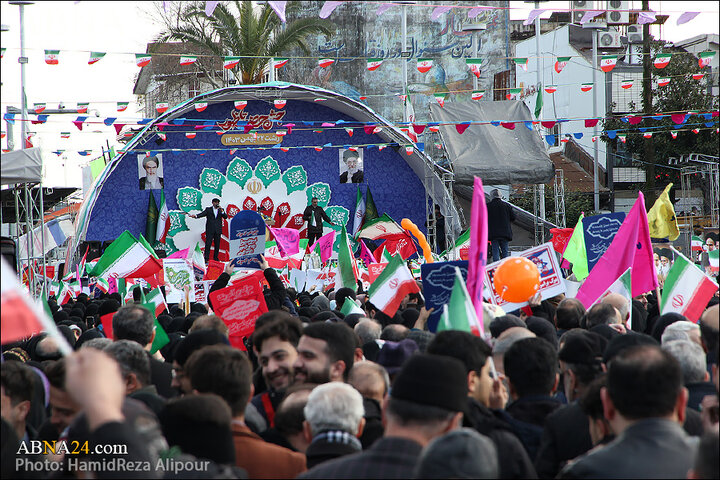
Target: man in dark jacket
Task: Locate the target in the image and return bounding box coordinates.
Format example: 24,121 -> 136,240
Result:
487,189 -> 516,262
501,337 -> 563,461
427,330 -> 538,479
190,198 -> 227,262
535,331 -> 605,477
303,197 -> 333,247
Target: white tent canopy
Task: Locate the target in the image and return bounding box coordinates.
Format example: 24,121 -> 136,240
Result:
1,148 -> 43,185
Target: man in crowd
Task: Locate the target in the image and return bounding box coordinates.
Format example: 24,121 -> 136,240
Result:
559,345 -> 698,478
299,354 -> 467,478
348,361 -> 387,448
303,382 -> 365,469
501,337 -> 562,461
1,361 -> 36,442
105,340 -> 166,416
663,340 -> 716,412
427,330 -> 537,479
535,331 -> 606,477
293,322 -> 356,385
112,304 -> 174,398
185,345 -> 307,479
250,312 -> 303,428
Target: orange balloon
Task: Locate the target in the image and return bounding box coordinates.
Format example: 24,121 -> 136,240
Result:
401,218 -> 434,263
493,257 -> 540,303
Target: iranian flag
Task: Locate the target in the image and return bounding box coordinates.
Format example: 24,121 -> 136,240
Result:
600,55 -> 618,72
441,228 -> 470,260
156,102 -> 169,114
94,277 -> 109,294
709,250 -> 719,275
57,282 -> 73,305
180,55 -> 197,66
156,190 -> 170,244
513,57 -> 528,71
335,226 -> 359,290
417,58 -> 433,73
145,287 -> 168,317
466,58 -> 483,77
352,185 -> 365,236
267,239 -> 307,269
436,266 -> 482,336
660,250 -> 718,322
88,52 -> 105,64
44,50 -> 60,65
434,93 -> 447,107
692,73 -> 704,80
621,80 -> 633,89
33,103 -> 46,114
471,90 -> 485,100
691,235 -> 704,252
136,54 -> 152,67
591,267 -> 633,329
698,51 -> 715,68
367,254 -> 420,317
234,100 -> 247,110
223,56 -> 241,69
273,57 -> 288,69
88,231 -> 163,279
555,56 -> 570,73
544,85 -> 557,94
374,244 -> 396,263
195,102 -> 208,112
318,58 -> 335,68
356,214 -> 405,241
654,53 -> 672,69
48,280 -> 62,298
658,77 -> 671,87
190,242 -> 206,279
117,102 -> 129,112
274,99 -> 287,108
618,134 -> 627,143
77,103 -> 89,114
506,88 -> 522,100
581,83 -> 593,92
367,58 -> 383,71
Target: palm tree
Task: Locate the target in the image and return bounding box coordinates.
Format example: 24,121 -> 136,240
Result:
154,1 -> 335,86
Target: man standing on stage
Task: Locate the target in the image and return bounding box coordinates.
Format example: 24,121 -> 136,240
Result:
303,197 -> 333,247
190,198 -> 227,262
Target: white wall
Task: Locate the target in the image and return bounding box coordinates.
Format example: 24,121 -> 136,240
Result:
515,26 -> 607,170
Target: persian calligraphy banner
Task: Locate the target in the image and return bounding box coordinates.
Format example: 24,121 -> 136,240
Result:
229,210 -> 266,269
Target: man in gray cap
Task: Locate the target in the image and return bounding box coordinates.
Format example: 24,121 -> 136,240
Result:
299,353 -> 468,479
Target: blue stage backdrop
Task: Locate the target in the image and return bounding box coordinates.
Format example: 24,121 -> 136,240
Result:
84,88 -> 430,259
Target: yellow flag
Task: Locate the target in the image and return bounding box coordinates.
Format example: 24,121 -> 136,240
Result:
647,183 -> 679,241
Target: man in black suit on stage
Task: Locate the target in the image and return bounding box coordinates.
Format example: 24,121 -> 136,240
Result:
190,198 -> 227,262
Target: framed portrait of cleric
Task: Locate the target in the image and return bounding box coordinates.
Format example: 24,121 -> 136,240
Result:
339,148 -> 364,184
138,154 -> 164,190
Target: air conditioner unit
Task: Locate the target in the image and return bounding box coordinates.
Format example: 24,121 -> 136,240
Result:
627,24 -> 643,44
572,0 -> 593,25
606,0 -> 630,24
599,28 -> 622,48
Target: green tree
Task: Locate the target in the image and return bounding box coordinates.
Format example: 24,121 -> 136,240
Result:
155,1 -> 335,86
602,41 -> 718,205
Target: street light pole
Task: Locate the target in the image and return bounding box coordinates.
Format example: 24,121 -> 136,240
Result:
461,24 -> 486,91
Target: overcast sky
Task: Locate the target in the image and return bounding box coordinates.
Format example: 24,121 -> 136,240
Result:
1,1 -> 718,188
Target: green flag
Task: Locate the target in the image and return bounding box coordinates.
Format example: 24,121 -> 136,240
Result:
534,85 -> 543,119
436,266 -> 481,336
562,213 -> 589,281
365,186 -> 379,223
145,193 -> 158,247
90,157 -> 105,179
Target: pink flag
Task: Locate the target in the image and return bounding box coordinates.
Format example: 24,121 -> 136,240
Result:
310,230 -> 337,263
270,227 -> 300,258
466,176 -> 488,336
358,239 -> 376,266
167,247 -> 190,259
576,193 -> 658,308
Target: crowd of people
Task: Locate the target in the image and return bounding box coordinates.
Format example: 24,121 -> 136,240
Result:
1,253 -> 719,479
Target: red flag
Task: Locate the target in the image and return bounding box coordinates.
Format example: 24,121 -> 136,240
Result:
378,233 -> 417,260
100,312 -> 115,339
466,176 -> 488,336
550,227 -> 574,255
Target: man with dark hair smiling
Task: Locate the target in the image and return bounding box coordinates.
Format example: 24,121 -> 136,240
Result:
559,345 -> 698,478
293,322 -> 356,384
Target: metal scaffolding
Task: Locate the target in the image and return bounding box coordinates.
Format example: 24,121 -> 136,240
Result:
553,169 -> 567,228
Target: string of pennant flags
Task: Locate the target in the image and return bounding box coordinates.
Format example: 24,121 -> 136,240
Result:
6,119 -> 717,157
3,46 -> 716,74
